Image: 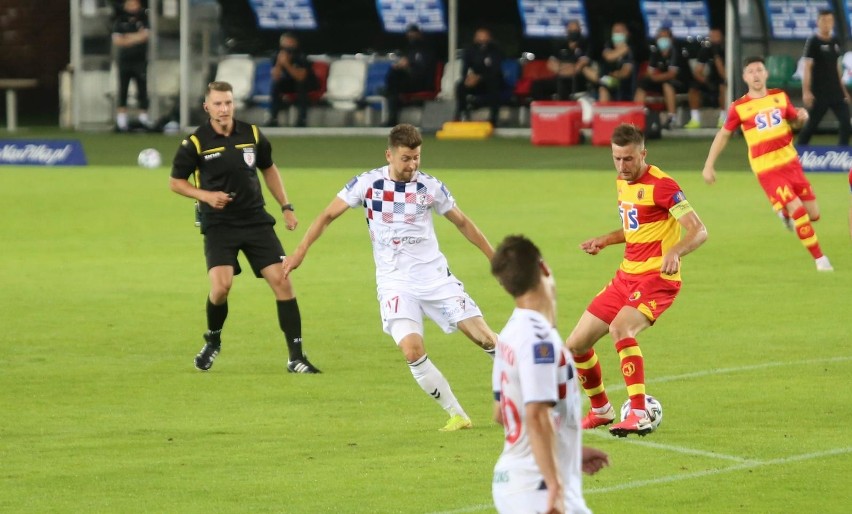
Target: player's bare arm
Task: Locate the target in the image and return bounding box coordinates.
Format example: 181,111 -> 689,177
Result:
702,128 -> 732,184
660,211 -> 707,275
579,229 -> 625,255
444,206 -> 495,260
169,177 -> 233,209
260,165 -> 298,231
526,402 -> 564,514
283,197 -> 349,277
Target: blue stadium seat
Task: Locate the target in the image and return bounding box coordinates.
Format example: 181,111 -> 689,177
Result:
501,59 -> 522,102
251,58 -> 273,108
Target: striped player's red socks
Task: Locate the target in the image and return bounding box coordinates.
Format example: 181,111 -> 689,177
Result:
573,349 -> 609,409
790,206 -> 823,259
615,337 -> 646,412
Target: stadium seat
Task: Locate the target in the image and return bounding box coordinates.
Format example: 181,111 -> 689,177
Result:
513,59 -> 555,102
250,58 -> 273,108
214,54 -> 255,108
438,58 -> 463,101
765,54 -> 796,89
363,59 -> 394,125
399,60 -> 444,104
501,58 -> 522,102
324,58 -> 368,110
286,59 -> 330,104
151,60 -> 180,98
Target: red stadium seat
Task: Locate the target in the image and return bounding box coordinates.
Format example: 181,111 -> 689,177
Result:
281,60 -> 330,104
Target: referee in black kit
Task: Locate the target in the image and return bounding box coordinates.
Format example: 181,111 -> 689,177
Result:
169,81 -> 320,374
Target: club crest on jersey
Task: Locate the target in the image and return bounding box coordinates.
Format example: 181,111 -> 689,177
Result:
637,188 -> 645,200
630,291 -> 641,301
243,148 -> 255,167
533,342 -> 555,364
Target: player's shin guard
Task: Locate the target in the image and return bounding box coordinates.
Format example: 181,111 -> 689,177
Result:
573,349 -> 609,409
615,338 -> 646,411
791,206 -> 824,259
277,298 -> 304,361
408,354 -> 467,418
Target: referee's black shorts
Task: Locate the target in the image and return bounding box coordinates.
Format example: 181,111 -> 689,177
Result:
204,223 -> 285,277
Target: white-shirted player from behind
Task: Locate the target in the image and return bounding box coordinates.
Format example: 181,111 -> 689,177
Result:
490,235 -> 609,514
283,123 -> 498,431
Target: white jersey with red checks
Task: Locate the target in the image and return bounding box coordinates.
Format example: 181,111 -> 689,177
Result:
492,308 -> 590,513
338,166 -> 455,285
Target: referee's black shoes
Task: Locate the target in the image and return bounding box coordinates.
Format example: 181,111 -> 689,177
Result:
287,355 -> 322,374
194,331 -> 221,371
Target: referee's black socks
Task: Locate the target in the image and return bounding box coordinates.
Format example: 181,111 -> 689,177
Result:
206,297 -> 228,333
277,298 -> 304,361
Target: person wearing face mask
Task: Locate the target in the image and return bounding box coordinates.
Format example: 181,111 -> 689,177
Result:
267,32 -> 318,128
685,28 -> 728,129
530,20 -> 591,101
383,24 -> 439,127
455,27 -> 506,126
634,27 -> 689,129
590,22 -> 636,102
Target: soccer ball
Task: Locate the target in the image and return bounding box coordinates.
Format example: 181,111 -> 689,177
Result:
620,395 -> 663,431
137,148 -> 162,169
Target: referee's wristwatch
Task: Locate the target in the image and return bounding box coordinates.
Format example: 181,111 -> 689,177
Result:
281,203 -> 294,212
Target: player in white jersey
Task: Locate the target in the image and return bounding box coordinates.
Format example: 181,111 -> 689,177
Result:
283,124 -> 498,431
490,235 -> 609,514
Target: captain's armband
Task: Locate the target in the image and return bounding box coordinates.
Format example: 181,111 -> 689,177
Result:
669,200 -> 694,220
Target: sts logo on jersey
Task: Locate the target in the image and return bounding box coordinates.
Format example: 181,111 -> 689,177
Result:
619,202 -> 639,231
755,108 -> 782,130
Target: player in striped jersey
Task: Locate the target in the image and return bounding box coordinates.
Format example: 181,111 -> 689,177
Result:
490,235 -> 608,514
566,124 -> 708,437
702,56 -> 833,271
283,124 -> 498,432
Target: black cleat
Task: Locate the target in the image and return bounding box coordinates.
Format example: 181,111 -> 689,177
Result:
195,331 -> 221,371
287,355 -> 321,374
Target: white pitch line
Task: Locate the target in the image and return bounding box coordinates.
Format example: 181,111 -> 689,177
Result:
427,447 -> 852,514
604,355 -> 852,393
584,430 -> 755,463
586,446 -> 852,494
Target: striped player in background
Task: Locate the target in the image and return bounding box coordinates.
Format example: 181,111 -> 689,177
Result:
702,56 -> 834,272
566,124 -> 708,437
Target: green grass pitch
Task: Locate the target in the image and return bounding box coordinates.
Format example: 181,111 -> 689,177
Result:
1,131 -> 850,513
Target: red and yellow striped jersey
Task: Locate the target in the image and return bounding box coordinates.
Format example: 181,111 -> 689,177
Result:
617,165 -> 687,281
724,89 -> 801,175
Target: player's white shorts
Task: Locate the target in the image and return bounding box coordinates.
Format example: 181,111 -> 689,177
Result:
493,467 -> 549,514
492,467 -> 591,514
378,274 -> 483,336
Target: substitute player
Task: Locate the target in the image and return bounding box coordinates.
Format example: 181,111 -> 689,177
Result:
490,235 -> 609,514
567,124 -> 708,437
169,81 -> 320,374
702,56 -> 833,272
282,124 -> 497,431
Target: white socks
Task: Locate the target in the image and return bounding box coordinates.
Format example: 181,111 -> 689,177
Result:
116,112 -> 128,130
408,354 -> 467,418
